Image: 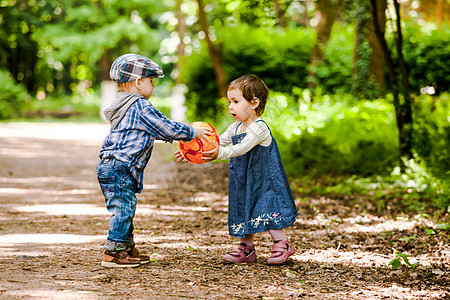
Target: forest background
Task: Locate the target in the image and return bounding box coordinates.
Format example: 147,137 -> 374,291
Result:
1,0 -> 449,220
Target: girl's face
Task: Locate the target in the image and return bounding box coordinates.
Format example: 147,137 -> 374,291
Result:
227,88 -> 259,125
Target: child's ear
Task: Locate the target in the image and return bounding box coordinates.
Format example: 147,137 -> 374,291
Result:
252,97 -> 260,109
134,78 -> 142,90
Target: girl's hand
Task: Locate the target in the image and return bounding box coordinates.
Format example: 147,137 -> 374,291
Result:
174,149 -> 185,163
202,140 -> 220,162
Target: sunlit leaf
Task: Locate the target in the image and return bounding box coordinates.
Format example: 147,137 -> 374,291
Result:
399,235 -> 416,242
389,258 -> 401,270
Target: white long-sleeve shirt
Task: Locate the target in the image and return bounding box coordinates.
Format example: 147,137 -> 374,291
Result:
217,118 -> 272,160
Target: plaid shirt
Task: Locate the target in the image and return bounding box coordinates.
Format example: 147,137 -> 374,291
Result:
99,98 -> 195,192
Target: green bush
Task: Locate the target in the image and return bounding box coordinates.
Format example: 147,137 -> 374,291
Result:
221,25 -> 314,94
325,158 -> 450,212
181,23 -> 448,123
315,23 -> 450,95
0,70 -> 30,119
22,92 -> 100,120
412,93 -> 450,177
266,91 -> 398,177
403,23 -> 450,94
264,91 -> 449,181
180,25 -> 314,121
180,50 -> 219,121
275,132 -> 345,176
316,25 -> 355,94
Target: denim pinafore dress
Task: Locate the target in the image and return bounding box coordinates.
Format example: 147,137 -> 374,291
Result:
228,120 -> 298,238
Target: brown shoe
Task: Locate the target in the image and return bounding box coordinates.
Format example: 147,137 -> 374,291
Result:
101,250 -> 140,268
128,247 -> 151,265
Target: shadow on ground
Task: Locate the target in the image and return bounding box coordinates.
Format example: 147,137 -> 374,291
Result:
0,123 -> 448,299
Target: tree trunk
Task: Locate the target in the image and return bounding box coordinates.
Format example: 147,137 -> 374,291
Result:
197,0 -> 227,98
353,0 -> 386,97
368,0 -> 386,92
415,0 -> 448,29
100,51 -> 113,81
352,0 -> 372,97
273,0 -> 287,29
436,0 -> 443,29
370,0 -> 413,159
393,0 -> 413,158
308,0 -> 341,91
172,0 -> 188,121
175,0 -> 186,84
99,50 -> 116,121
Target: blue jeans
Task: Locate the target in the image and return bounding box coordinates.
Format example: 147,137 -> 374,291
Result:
97,158 -> 137,252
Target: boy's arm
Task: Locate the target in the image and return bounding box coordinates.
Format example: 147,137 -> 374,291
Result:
139,105 -> 195,142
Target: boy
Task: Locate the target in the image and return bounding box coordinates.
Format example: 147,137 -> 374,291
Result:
98,53 -> 211,268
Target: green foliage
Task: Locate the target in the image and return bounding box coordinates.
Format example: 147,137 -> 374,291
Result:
261,91 -> 450,212
348,0 -> 377,98
265,91 -> 398,176
150,96 -> 172,118
402,23 -> 450,95
0,0 -> 167,98
203,0 -> 302,28
278,91 -> 450,212
315,25 -> 355,94
412,94 -> 450,177
392,157 -> 450,211
180,48 -> 220,121
389,249 -> 419,270
221,25 -> 314,94
22,92 -> 100,120
398,235 -> 416,242
0,70 -> 30,119
0,0 -> 60,92
436,223 -> 450,231
31,0 -> 165,91
181,22 -> 449,121
307,157 -> 450,212
299,22 -> 448,96
181,25 -> 314,121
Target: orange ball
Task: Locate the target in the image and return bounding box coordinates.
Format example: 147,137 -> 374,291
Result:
179,122 -> 220,164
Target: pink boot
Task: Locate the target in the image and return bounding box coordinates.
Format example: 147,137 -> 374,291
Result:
267,240 -> 295,265
223,243 -> 257,263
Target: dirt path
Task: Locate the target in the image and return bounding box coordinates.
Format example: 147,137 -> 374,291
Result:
0,122 -> 448,299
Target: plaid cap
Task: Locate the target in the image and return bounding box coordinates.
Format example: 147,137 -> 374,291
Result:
109,53 -> 165,83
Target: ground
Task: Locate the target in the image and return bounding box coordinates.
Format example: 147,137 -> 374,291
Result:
0,122 -> 448,300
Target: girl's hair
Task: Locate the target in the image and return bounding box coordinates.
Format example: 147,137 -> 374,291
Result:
228,74 -> 269,116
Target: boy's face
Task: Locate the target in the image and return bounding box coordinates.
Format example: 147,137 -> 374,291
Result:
138,77 -> 155,99
227,88 -> 259,124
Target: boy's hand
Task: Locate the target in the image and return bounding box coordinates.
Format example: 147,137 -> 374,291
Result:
193,125 -> 213,141
174,149 -> 185,163
202,140 -> 219,162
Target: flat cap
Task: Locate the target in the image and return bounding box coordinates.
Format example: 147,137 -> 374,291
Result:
110,53 -> 164,83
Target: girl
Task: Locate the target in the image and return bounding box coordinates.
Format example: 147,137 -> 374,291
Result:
176,75 -> 298,265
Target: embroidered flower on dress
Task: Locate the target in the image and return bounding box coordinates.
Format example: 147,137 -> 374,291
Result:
230,212 -> 283,234
250,216 -> 263,227
231,223 -> 245,234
